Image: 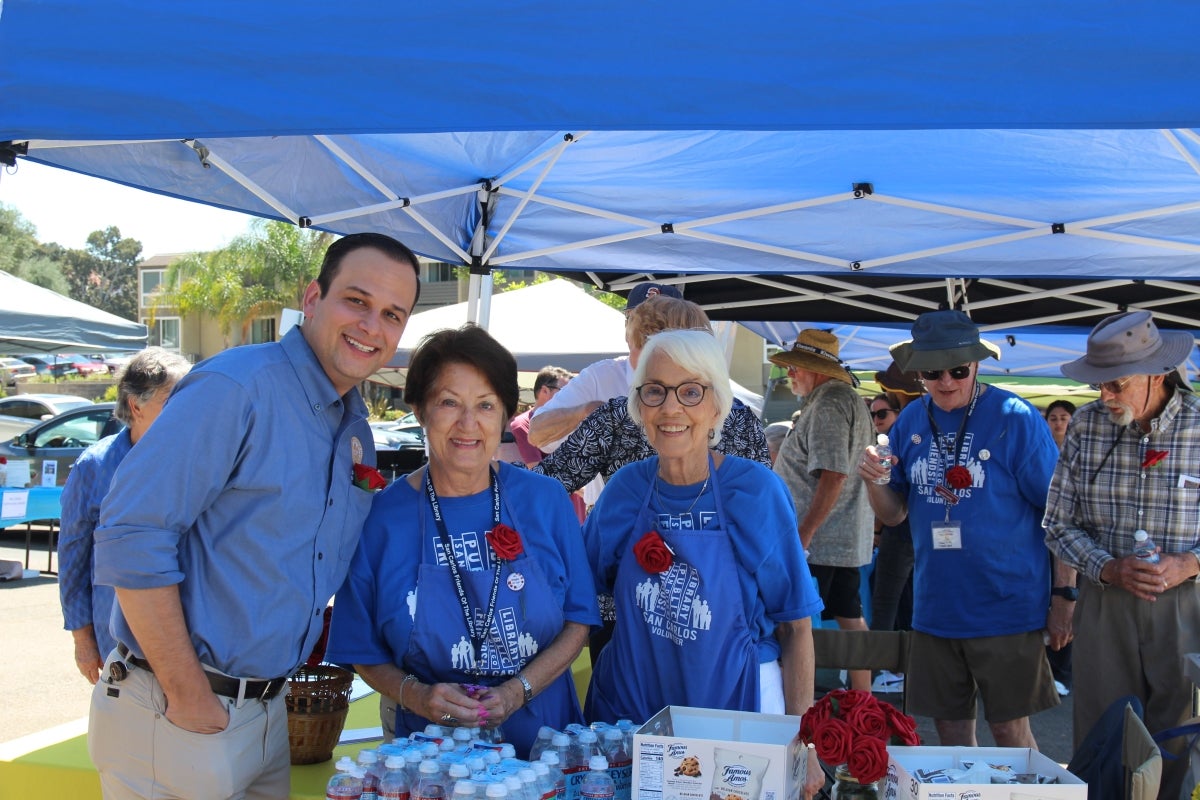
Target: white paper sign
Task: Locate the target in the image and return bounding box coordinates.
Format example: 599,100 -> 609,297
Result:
41,460 -> 57,487
1,491 -> 29,520
4,460 -> 31,488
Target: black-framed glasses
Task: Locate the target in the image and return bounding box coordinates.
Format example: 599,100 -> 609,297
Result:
546,383 -> 564,393
920,365 -> 972,381
870,408 -> 897,420
1089,376 -> 1137,394
635,382 -> 710,407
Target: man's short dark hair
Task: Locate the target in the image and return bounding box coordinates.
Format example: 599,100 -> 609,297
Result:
404,324 -> 519,420
533,366 -> 572,396
316,232 -> 422,308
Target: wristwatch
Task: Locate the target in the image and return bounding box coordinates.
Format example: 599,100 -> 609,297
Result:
517,672 -> 534,704
1051,586 -> 1079,602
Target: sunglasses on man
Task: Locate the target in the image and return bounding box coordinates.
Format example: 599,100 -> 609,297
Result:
920,365 -> 972,381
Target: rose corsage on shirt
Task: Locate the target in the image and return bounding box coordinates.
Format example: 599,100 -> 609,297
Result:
352,463 -> 388,493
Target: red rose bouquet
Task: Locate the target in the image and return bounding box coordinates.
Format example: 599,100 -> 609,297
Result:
487,523 -> 524,560
352,463 -> 389,492
633,530 -> 675,573
799,689 -> 920,785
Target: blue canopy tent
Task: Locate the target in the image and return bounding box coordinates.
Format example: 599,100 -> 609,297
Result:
2,1 -> 1199,376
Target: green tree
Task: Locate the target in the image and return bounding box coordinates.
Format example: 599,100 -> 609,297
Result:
0,204 -> 71,293
164,220 -> 333,345
59,226 -> 142,320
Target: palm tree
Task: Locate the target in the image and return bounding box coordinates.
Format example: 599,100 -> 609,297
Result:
164,220 -> 333,346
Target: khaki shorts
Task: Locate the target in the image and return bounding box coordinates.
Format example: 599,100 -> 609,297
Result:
906,630 -> 1059,723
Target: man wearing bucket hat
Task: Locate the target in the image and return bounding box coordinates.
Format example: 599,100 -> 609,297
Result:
1043,310 -> 1200,799
770,330 -> 875,692
858,309 -> 1060,748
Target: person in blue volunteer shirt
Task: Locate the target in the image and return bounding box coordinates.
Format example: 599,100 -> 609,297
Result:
58,347 -> 191,684
91,233 -> 421,800
582,329 -> 823,794
858,309 -> 1060,749
328,324 -> 599,758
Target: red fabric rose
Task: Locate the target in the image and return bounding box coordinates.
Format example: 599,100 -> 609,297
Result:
1142,449 -> 1168,469
832,689 -> 873,715
305,605 -> 333,668
799,697 -> 833,742
945,465 -> 972,489
844,700 -> 890,740
487,523 -> 524,560
812,718 -> 854,766
352,463 -> 389,492
846,735 -> 889,785
633,531 -> 674,573
884,703 -> 921,746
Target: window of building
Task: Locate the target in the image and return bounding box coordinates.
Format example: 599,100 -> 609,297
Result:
140,269 -> 165,308
422,261 -> 457,283
146,317 -> 181,352
250,317 -> 277,344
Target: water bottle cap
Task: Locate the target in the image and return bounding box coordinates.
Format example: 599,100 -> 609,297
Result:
603,728 -> 622,741
386,755 -> 407,769
485,783 -> 509,798
449,763 -> 470,778
336,756 -> 357,772
420,759 -> 441,774
578,730 -> 598,743
454,780 -> 476,796
589,755 -> 609,771
453,728 -> 473,742
505,776 -> 523,790
540,751 -> 561,766
551,733 -> 571,747
425,724 -> 447,737
359,749 -> 379,764
532,762 -> 549,777
1134,529 -> 1149,541
500,744 -> 517,759
877,433 -> 891,447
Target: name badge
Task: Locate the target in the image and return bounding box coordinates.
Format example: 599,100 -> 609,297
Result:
932,520 -> 963,550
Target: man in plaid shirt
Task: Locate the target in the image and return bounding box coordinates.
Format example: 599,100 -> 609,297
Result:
1044,310 -> 1200,800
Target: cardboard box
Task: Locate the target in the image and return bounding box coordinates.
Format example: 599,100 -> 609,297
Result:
885,746 -> 1085,800
633,706 -> 808,800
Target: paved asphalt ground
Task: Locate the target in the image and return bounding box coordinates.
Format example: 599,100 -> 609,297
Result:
0,528 -> 1076,765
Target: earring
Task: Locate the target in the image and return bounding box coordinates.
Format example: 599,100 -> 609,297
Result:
708,429 -> 715,441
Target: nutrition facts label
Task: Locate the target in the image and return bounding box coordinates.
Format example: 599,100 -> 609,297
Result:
636,741 -> 664,800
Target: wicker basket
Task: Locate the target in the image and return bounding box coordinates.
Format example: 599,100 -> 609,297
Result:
286,664 -> 354,765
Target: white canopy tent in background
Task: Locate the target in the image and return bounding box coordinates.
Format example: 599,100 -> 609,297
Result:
386,279 -> 627,373
3,1 -> 1200,379
0,270 -> 148,353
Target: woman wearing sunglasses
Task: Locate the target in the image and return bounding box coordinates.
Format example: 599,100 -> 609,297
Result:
857,310 -> 1060,749
583,328 -> 824,797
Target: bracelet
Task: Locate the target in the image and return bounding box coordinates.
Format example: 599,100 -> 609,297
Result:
399,673 -> 419,713
517,672 -> 534,706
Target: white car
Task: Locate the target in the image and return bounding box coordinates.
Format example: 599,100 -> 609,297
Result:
0,393 -> 95,442
0,357 -> 36,388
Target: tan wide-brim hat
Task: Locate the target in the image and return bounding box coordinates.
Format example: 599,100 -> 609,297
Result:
1061,310 -> 1195,384
889,310 -> 1001,372
769,329 -> 854,385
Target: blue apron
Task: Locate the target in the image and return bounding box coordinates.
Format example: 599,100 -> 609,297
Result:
394,468 -> 584,756
585,455 -> 759,723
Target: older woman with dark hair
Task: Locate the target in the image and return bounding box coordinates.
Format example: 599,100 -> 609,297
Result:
57,347 -> 191,683
584,329 -> 823,788
328,324 -> 599,756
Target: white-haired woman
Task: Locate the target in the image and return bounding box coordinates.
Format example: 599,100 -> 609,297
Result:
583,329 -> 823,732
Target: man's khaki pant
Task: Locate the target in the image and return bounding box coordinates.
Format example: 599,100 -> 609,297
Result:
89,650 -> 290,800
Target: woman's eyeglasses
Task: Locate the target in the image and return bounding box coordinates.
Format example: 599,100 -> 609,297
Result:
920,365 -> 972,381
636,382 -> 709,407
870,408 -> 897,420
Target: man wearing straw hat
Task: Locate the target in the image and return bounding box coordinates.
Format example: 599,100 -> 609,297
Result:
1044,310 -> 1200,800
858,309 -> 1060,748
770,329 -> 875,693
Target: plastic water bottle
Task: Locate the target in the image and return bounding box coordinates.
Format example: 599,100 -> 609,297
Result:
873,434 -> 893,484
539,752 -> 566,800
485,781 -> 510,800
415,758 -> 447,800
404,748 -> 426,786
531,761 -> 555,800
504,775 -> 527,800
529,727 -> 556,762
328,756 -> 366,799
1133,529 -> 1161,562
578,756 -> 615,800
380,755 -> 412,800
600,729 -> 631,800
519,767 -> 540,800
565,731 -> 600,800
358,750 -> 381,800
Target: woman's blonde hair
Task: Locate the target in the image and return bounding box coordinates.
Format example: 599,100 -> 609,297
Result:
625,296 -> 711,351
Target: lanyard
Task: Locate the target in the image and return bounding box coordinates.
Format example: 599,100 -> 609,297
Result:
923,381 -> 980,517
424,468 -> 502,674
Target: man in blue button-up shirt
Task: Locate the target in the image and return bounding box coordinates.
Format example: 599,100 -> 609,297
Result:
90,233 -> 420,800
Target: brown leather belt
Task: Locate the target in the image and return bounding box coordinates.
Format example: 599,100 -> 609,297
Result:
117,642 -> 288,701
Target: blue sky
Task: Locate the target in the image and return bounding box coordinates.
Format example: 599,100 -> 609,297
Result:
0,161 -> 256,257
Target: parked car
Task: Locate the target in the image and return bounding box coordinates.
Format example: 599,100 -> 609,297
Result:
0,402 -> 122,486
62,357 -> 110,377
0,357 -> 36,388
0,394 -> 97,443
18,355 -> 79,379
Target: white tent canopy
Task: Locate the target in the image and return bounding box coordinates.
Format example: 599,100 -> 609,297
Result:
0,270 -> 148,353
387,279 -> 627,373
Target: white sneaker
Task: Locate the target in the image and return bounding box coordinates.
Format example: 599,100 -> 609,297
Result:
1054,679 -> 1070,697
872,670 -> 905,694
